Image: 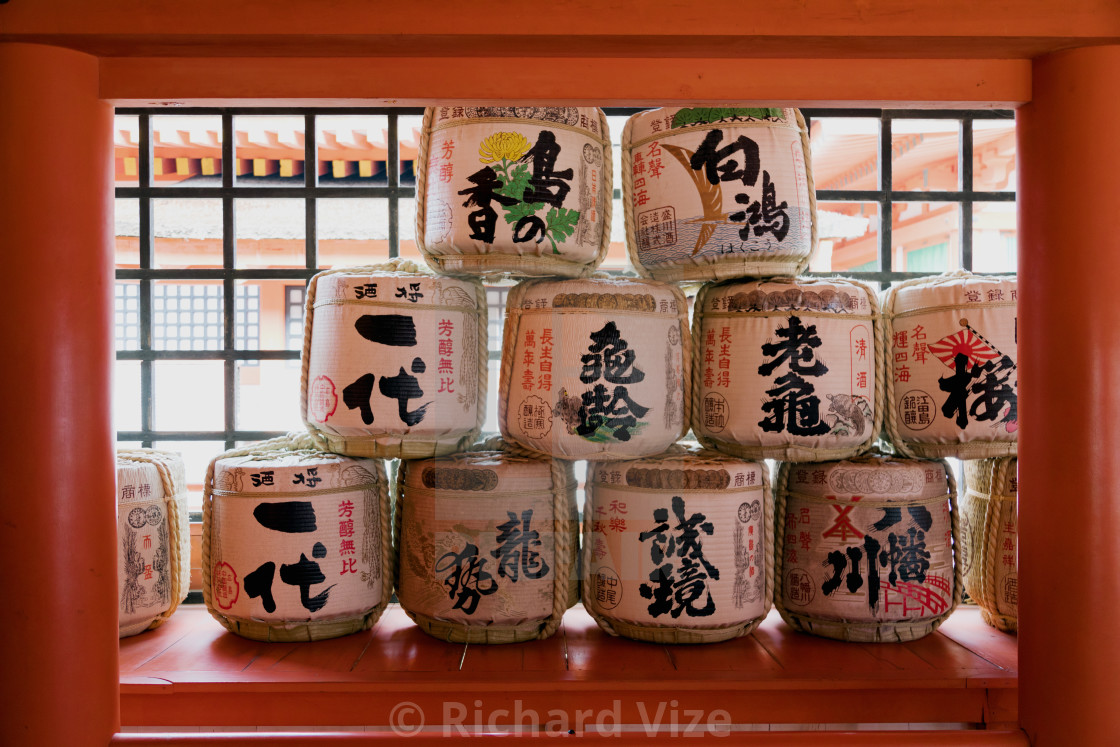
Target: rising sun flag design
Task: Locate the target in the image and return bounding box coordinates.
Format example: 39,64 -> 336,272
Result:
928,327 -> 1001,371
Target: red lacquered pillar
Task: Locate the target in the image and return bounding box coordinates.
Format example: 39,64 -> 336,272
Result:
0,45 -> 117,745
1018,45 -> 1120,745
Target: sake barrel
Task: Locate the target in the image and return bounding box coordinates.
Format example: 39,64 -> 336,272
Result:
584,446 -> 771,644
622,107 -> 815,283
202,437 -> 392,642
961,457 -> 1018,632
416,106 -> 612,279
882,271 -> 1018,459
395,443 -> 578,643
301,259 -> 487,459
774,454 -> 960,642
116,449 -> 191,638
692,277 -> 883,462
499,276 -> 690,460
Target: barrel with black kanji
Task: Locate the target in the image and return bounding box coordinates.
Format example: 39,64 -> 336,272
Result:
416,106 -> 612,279
622,107 -> 815,283
117,449 -> 191,638
961,457 -> 1018,633
499,276 -> 690,460
203,442 -> 391,641
882,271 -> 1018,459
692,277 -> 882,462
584,446 -> 770,644
301,261 -> 487,459
395,449 -> 578,643
774,454 -> 960,642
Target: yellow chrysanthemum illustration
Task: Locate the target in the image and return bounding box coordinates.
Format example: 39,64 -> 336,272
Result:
478,131 -> 531,164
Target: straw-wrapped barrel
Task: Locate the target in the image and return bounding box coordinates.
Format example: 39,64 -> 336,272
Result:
583,446 -> 771,644
622,107 -> 815,282
202,436 -> 392,641
416,106 -> 612,279
692,276 -> 884,462
499,276 -> 690,460
395,439 -> 578,643
882,271 -> 1018,459
774,453 -> 961,642
116,449 -> 191,637
301,259 -> 487,459
961,457 -> 1018,632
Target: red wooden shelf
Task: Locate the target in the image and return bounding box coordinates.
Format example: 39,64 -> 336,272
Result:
120,605 -> 1017,732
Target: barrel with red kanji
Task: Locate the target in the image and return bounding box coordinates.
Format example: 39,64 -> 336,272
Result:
622,107 -> 815,282
584,447 -> 770,644
774,454 -> 960,642
301,260 -> 487,459
961,457 -> 1018,633
116,449 -> 191,638
882,271 -> 1018,459
395,447 -> 578,643
499,276 -> 690,460
692,277 -> 882,462
202,439 -> 392,641
416,106 -> 612,279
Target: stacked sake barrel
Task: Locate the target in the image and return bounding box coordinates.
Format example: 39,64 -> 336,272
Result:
300,260 -> 488,460
691,276 -> 883,462
201,434 -> 394,642
621,107 -> 816,282
583,445 -> 771,643
416,106 -> 613,279
116,449 -> 191,637
498,276 -> 691,460
961,457 -> 1018,632
395,439 -> 578,643
772,453 -> 960,642
882,272 -> 1018,460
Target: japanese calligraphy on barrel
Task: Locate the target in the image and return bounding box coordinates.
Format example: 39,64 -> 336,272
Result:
621,107 -> 815,283
202,437 -> 391,641
583,446 -> 770,643
301,260 -> 487,459
499,276 -> 691,460
416,106 -> 612,279
116,449 -> 190,638
692,277 -> 883,462
774,454 -> 960,642
396,445 -> 578,643
961,457 -> 1018,632
882,271 -> 1018,459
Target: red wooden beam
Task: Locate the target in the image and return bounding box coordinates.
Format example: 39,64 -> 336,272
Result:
2,0 -> 1117,59
97,57 -> 1032,108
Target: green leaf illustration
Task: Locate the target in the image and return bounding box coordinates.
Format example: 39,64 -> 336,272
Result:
503,199 -> 543,225
496,160 -> 541,227
496,161 -> 531,202
671,107 -> 785,129
545,206 -> 580,245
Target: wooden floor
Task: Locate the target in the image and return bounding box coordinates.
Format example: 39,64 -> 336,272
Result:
120,605 -> 1017,732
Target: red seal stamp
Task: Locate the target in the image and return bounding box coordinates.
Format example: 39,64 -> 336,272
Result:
212,562 -> 240,610
309,375 -> 338,422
